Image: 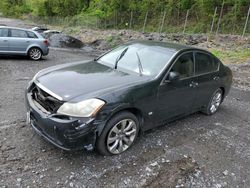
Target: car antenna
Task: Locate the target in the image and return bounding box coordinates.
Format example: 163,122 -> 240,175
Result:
115,47 -> 129,69
136,52 -> 143,76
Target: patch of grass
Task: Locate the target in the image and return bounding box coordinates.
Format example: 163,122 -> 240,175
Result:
210,48 -> 250,64
105,35 -> 122,48
65,26 -> 81,35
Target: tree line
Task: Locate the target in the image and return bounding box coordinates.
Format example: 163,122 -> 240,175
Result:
0,0 -> 249,34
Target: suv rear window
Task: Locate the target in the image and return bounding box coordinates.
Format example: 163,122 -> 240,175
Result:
0,28 -> 8,37
195,52 -> 218,75
27,31 -> 38,38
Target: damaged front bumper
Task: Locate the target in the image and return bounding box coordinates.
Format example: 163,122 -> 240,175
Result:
25,92 -> 100,151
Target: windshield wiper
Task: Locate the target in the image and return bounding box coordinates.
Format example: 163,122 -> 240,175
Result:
136,52 -> 144,76
115,47 -> 129,69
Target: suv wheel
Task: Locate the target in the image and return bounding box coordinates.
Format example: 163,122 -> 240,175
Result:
28,48 -> 42,60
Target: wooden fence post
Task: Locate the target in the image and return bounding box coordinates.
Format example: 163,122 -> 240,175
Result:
157,11 -> 163,33
129,11 -> 133,29
160,11 -> 166,34
210,7 -> 218,33
216,1 -> 224,35
143,10 -> 148,33
115,11 -> 118,29
242,6 -> 250,37
207,6 -> 218,42
183,9 -> 190,34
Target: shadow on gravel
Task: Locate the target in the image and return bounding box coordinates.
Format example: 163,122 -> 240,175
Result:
0,55 -> 47,61
44,111 -> 212,163
46,111 -> 212,159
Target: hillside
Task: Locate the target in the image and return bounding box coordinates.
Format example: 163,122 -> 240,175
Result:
0,0 -> 249,35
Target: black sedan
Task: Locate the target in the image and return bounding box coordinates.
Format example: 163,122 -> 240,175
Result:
25,41 -> 232,155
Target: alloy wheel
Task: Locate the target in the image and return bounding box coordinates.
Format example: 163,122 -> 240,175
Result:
29,48 -> 42,60
106,119 -> 137,154
210,90 -> 222,113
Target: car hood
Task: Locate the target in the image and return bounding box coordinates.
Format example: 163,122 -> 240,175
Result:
36,61 -> 149,101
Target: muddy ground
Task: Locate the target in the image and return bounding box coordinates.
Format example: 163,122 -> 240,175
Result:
0,17 -> 250,188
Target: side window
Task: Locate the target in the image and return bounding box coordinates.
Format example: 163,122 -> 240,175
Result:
0,28 -> 9,37
171,52 -> 194,79
212,57 -> 220,71
27,31 -> 38,38
195,52 -> 217,75
10,29 -> 28,38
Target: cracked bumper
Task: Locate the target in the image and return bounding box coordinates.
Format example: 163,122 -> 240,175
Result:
25,93 -> 98,151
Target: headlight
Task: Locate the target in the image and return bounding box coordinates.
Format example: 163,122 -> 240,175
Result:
57,98 -> 105,117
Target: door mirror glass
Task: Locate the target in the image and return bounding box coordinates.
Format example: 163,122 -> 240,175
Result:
168,71 -> 180,81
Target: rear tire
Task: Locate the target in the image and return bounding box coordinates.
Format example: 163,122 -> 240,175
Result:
96,111 -> 139,156
28,47 -> 42,61
202,88 -> 223,115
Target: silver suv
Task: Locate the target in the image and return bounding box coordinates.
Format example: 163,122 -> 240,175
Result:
0,26 -> 49,60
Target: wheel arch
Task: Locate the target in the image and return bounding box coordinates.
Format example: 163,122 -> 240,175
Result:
124,107 -> 144,129
27,45 -> 43,55
96,106 -> 144,136
219,86 -> 225,102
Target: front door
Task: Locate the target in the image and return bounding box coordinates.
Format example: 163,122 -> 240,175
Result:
156,52 -> 198,124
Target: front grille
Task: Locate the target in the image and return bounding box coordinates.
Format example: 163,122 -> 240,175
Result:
32,85 -> 62,113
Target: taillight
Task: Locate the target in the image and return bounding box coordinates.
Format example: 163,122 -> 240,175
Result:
43,39 -> 49,46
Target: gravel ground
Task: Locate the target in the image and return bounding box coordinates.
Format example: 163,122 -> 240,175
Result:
0,49 -> 250,188
1,17 -> 250,188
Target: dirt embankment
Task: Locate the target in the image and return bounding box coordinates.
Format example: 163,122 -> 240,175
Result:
70,28 -> 249,53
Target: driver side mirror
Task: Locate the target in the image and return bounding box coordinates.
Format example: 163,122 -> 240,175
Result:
168,71 -> 180,82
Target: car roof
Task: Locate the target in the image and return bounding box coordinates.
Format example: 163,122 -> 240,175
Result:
0,26 -> 33,32
128,40 -> 206,53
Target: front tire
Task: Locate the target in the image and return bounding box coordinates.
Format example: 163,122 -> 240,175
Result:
28,47 -> 42,61
96,111 -> 139,155
202,88 -> 223,115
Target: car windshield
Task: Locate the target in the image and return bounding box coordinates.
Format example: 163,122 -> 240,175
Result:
98,43 -> 175,76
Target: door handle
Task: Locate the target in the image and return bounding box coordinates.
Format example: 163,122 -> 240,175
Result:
213,76 -> 220,81
26,41 -> 30,43
3,40 -> 8,42
189,81 -> 199,88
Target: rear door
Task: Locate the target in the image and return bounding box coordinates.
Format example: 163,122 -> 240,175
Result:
156,51 -> 198,124
8,29 -> 30,53
192,51 -> 220,111
0,28 -> 9,51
